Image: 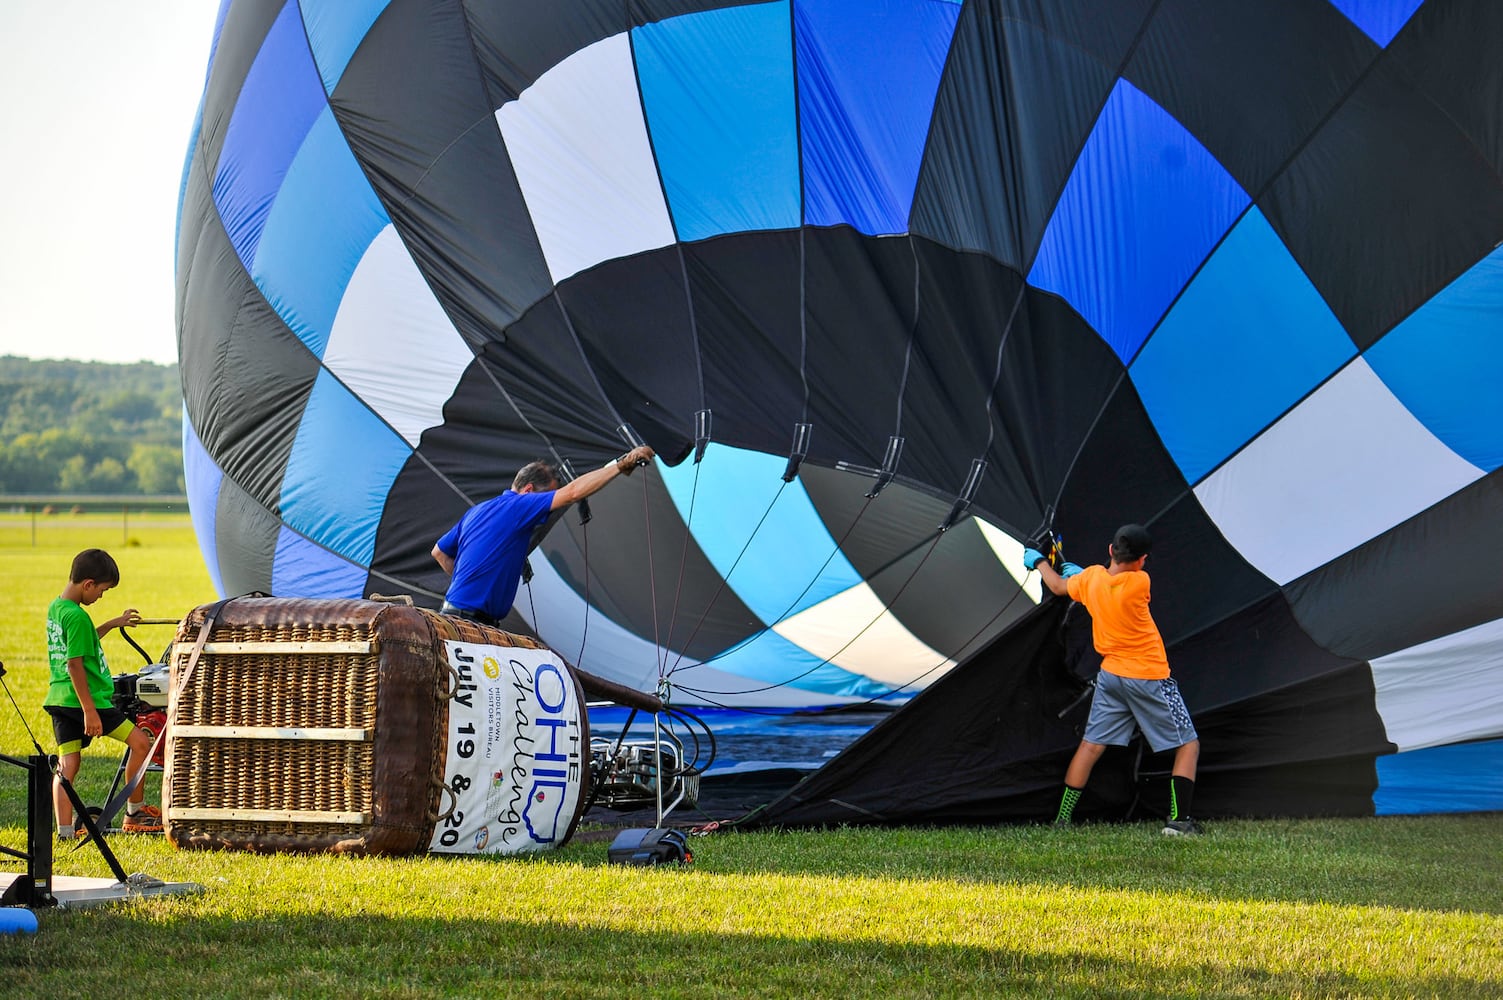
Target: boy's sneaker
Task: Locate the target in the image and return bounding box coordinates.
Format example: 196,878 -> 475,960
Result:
122,804 -> 164,833
1162,818 -> 1203,837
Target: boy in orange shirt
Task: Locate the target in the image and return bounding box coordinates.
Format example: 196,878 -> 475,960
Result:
1026,524 -> 1202,835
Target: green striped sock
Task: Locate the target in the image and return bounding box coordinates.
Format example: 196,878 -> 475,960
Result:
1055,785 -> 1082,823
1169,776 -> 1195,821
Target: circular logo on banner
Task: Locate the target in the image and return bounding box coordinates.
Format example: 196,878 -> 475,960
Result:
482,656 -> 501,680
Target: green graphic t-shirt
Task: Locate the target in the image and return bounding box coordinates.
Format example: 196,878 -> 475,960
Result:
45,598 -> 112,709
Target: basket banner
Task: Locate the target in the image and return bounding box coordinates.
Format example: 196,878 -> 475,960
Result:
430,640 -> 586,855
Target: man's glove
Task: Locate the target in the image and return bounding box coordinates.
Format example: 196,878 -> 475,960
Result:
616,444 -> 656,475
1061,562 -> 1084,578
1023,548 -> 1047,572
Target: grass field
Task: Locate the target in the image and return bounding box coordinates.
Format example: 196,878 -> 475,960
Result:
0,513 -> 1500,998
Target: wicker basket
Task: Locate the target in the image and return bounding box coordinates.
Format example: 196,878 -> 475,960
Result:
163,597 -> 589,856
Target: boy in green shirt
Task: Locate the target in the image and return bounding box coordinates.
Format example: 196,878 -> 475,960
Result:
44,548 -> 162,838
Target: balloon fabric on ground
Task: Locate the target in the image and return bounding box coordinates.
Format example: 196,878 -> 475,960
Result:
176,0 -> 1503,820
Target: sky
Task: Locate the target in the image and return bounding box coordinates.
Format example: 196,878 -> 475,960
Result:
0,1 -> 221,367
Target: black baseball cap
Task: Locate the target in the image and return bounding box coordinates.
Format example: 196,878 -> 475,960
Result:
1112,524 -> 1152,562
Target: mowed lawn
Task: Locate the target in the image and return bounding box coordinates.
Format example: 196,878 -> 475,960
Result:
0,512 -> 1499,998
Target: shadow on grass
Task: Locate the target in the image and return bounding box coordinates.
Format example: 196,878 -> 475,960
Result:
563,814 -> 1503,916
0,911 -> 1494,999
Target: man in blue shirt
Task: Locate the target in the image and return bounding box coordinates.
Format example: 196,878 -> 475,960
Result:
431,445 -> 655,625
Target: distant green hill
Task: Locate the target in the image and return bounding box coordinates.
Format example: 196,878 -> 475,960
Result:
0,355 -> 183,494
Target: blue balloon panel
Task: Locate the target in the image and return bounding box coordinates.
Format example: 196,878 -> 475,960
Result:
300,0 -> 395,95
1028,79 -> 1249,363
210,0 -> 328,271
796,0 -> 960,234
658,444 -> 862,622
182,414 -> 226,598
1364,246 -> 1503,472
176,100 -> 204,263
682,628 -> 895,701
1328,0 -> 1426,47
635,1 -> 800,242
278,369 -> 412,566
272,525 -> 370,599
252,106 -> 391,359
1374,738 -> 1503,814
1131,208 -> 1355,483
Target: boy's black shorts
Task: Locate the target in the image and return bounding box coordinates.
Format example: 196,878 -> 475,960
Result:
44,705 -> 135,753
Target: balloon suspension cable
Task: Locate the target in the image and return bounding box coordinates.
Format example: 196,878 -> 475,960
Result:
839,580 -> 1037,709
635,418 -> 812,682
573,524 -> 593,670
637,459 -> 664,677
692,409 -> 712,465
556,457 -> 594,669
681,538 -> 1041,709
672,430 -> 897,682
660,415 -> 711,674
669,488 -> 875,681
616,419 -> 658,673
559,458 -> 592,527
939,459 -> 988,532
679,455 -> 1035,702
663,477 -> 790,676
782,422 -> 812,483
616,422 -> 647,451
673,526 -> 944,698
834,436 -> 905,499
524,575 -> 542,643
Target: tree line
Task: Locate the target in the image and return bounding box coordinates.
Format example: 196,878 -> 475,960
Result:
0,355 -> 184,495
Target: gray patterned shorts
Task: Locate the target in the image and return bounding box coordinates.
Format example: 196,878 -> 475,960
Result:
1084,671 -> 1198,752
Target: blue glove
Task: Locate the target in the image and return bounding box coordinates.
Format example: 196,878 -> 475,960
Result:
1023,548 -> 1047,571
1061,562 -> 1084,578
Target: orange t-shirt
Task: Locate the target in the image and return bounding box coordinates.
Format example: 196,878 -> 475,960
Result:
1065,564 -> 1170,680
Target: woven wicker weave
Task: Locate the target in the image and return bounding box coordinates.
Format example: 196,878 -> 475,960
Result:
163,597 -> 582,856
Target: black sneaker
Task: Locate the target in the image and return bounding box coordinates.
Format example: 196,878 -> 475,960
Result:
1162,818 -> 1203,837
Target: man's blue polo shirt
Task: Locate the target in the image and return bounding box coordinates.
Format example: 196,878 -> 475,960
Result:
436,489 -> 554,619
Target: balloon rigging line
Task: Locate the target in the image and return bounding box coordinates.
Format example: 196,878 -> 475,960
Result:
676,556 -> 1040,711
467,348 -> 570,486
659,479 -> 791,677
821,569 -> 1038,711
572,520 -> 594,671
550,291 -> 630,431
676,242 -> 708,408
1027,4 -> 1388,530
524,575 -> 542,645
797,227 -> 811,422
659,456 -> 705,677
1116,29 -> 1397,379
657,686 -> 794,718
891,236 -> 923,439
979,284 -> 1030,457
666,489 -> 876,679
639,466 -> 665,680
673,527 -> 944,696
667,494 -> 878,681
1048,369 -> 1130,524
